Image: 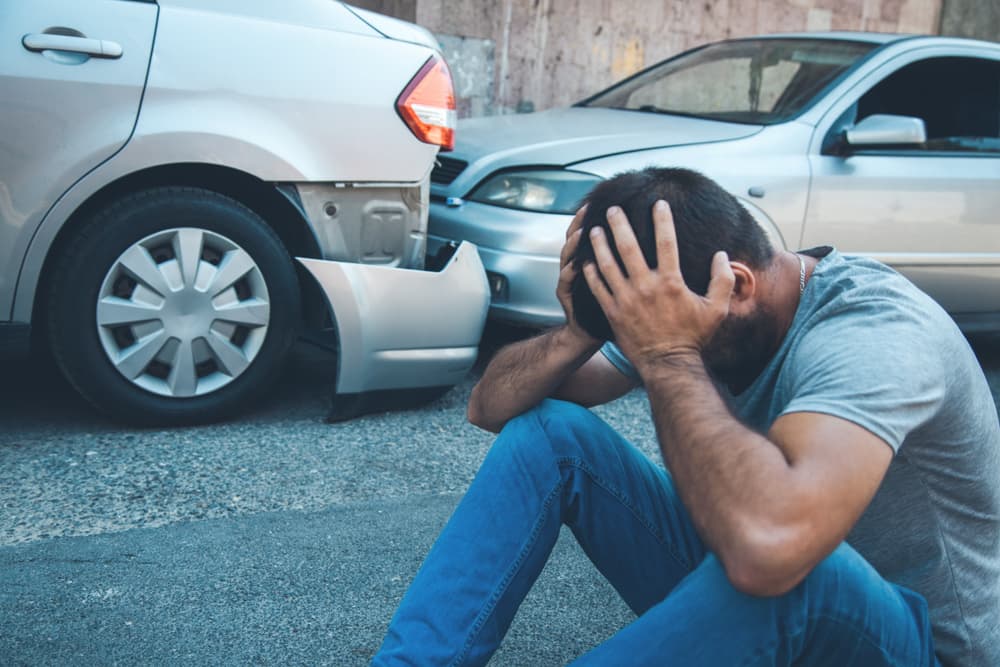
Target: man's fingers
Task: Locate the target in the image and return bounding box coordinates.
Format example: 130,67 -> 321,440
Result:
605,206 -> 650,277
560,228 -> 583,269
556,261 -> 577,291
582,262 -> 614,311
706,250 -> 736,313
653,200 -> 681,274
589,226 -> 627,292
565,203 -> 588,240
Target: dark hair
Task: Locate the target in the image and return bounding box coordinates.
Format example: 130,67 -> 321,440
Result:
571,167 -> 775,341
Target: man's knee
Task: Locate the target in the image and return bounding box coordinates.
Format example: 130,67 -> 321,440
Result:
685,545 -> 875,606
802,543 -> 883,596
498,399 -> 615,460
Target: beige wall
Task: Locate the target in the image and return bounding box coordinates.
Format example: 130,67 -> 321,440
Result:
412,0 -> 943,114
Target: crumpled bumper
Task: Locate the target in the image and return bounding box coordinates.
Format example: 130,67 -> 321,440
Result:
296,241 -> 489,406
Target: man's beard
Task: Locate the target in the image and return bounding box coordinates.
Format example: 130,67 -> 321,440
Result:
702,305 -> 783,394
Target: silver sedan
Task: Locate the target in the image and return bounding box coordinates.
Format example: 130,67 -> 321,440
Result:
0,1 -> 488,425
429,32 -> 1000,332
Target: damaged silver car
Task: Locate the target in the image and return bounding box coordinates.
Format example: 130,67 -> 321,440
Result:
0,0 -> 489,424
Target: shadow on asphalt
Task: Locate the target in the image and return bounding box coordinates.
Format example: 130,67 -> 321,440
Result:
1,325 -> 995,431
0,341 -> 338,432
0,323 -> 540,432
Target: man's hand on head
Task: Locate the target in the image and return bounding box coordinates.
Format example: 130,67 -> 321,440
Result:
557,204 -> 601,347
582,200 -> 735,376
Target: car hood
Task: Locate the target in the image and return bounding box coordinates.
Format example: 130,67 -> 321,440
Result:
441,107 -> 762,192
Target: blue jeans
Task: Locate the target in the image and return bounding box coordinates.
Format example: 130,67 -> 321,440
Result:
373,399 -> 939,666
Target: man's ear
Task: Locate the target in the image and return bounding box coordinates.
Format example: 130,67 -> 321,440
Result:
727,261 -> 756,311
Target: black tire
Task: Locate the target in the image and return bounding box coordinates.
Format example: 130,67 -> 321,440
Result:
47,187 -> 301,425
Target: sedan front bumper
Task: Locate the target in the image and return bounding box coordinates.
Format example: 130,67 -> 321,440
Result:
429,200 -> 569,328
297,241 -> 489,411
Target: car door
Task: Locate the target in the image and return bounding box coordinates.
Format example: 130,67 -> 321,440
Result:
0,0 -> 157,320
804,48 -> 1000,322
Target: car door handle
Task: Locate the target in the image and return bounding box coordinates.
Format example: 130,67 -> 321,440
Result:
22,33 -> 123,59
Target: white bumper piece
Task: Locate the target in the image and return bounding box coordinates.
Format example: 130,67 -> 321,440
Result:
296,242 -> 489,395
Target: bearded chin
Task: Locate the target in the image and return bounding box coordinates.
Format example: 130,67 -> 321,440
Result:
703,307 -> 781,394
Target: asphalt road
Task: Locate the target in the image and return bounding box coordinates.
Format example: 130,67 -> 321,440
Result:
2,328 -> 998,666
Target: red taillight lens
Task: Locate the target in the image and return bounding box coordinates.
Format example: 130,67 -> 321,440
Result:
396,55 -> 456,151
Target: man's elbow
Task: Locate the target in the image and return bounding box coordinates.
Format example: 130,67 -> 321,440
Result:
466,399 -> 502,433
720,524 -> 813,598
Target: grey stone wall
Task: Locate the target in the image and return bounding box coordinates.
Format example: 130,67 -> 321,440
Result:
939,0 -> 1000,41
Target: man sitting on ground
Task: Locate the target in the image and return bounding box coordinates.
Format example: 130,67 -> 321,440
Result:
372,167 -> 999,666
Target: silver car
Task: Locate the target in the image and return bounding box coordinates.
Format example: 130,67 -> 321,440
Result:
429,33 -> 1000,332
0,0 -> 489,424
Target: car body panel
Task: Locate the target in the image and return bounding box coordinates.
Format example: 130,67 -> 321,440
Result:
571,123 -> 814,249
431,122 -> 812,326
11,0 -> 440,323
297,242 -> 489,394
132,0 -> 439,183
343,4 -> 439,49
805,42 -> 1000,315
435,108 -> 762,198
290,181 -> 430,268
0,0 -> 157,319
155,0 -> 380,38
1,0 -> 488,405
430,33 -> 1000,330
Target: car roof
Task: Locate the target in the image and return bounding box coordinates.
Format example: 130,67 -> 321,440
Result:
749,31 -> 1000,50
750,31 -> 910,44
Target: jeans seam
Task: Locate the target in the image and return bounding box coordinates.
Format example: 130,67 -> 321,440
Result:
449,478 -> 564,667
555,455 -> 694,572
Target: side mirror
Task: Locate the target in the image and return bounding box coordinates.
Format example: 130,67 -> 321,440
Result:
845,114 -> 927,147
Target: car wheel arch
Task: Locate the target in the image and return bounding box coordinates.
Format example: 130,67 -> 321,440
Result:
733,196 -> 789,252
31,163 -> 331,340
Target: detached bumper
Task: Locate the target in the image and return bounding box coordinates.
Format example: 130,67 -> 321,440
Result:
296,241 -> 489,398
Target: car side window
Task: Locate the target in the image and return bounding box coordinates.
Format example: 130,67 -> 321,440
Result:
854,56 -> 1000,154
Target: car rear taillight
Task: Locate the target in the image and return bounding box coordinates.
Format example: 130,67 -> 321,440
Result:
396,55 -> 456,151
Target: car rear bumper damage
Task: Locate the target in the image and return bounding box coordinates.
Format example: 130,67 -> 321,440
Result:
297,241 -> 489,419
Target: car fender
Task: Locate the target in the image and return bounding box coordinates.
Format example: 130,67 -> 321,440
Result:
12,135 -> 308,323
571,124 -> 813,252
733,197 -> 788,251
144,1 -> 439,183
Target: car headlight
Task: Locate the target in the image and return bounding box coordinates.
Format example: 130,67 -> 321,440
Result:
467,169 -> 602,214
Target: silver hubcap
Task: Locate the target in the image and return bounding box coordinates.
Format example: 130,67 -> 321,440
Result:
96,228 -> 271,398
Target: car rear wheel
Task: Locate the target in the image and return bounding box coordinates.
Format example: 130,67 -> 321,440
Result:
47,187 -> 301,425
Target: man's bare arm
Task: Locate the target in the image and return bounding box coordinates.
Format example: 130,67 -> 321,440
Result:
467,326 -> 634,433
640,354 -> 891,596
583,201 -> 892,595
467,205 -> 637,433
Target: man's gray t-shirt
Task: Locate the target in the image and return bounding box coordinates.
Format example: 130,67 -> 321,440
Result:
601,248 -> 1000,667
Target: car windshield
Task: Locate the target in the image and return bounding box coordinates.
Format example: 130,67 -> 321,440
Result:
581,38 -> 876,125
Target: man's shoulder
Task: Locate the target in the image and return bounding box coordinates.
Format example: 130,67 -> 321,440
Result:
803,250 -> 951,335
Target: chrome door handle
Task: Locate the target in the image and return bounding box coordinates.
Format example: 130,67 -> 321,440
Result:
22,33 -> 123,59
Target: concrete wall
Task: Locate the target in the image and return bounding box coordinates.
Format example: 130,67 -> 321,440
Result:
353,0 -> 946,117
940,0 -> 1000,41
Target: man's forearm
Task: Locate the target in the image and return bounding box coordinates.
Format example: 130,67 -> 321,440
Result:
468,326 -> 601,433
638,353 -> 801,586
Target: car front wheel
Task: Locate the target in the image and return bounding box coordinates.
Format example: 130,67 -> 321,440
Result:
47,187 -> 301,425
